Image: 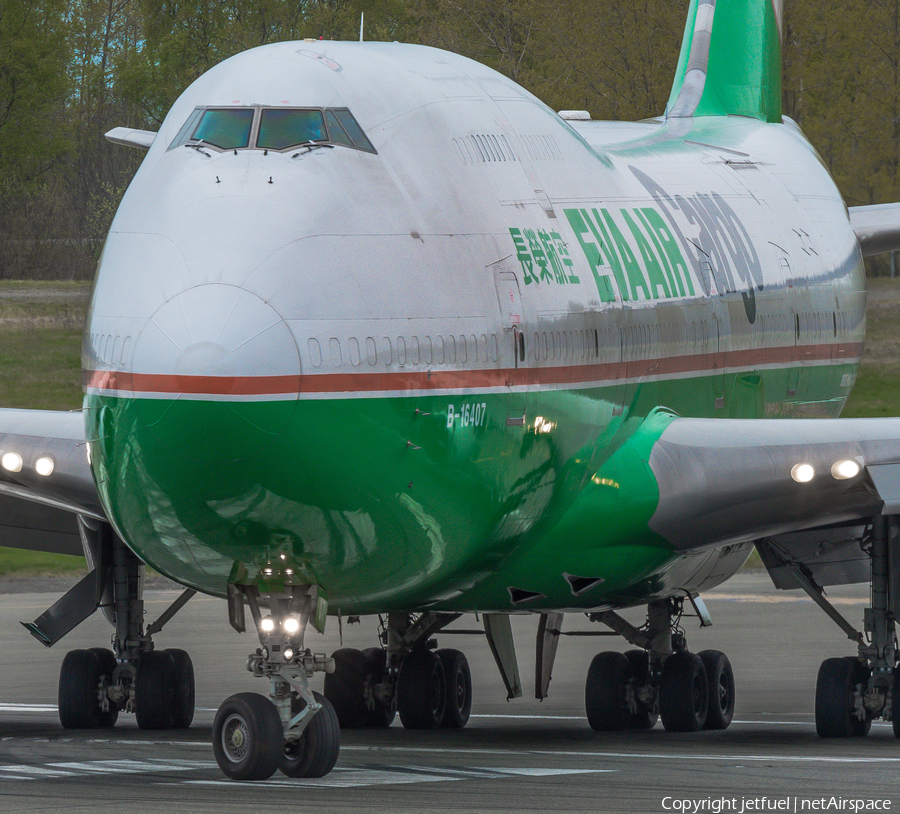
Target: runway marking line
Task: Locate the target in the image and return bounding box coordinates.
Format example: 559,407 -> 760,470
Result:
0,759 -> 215,782
340,745 -> 900,764
0,703 -> 828,725
175,765 -> 610,789
703,592 -> 866,605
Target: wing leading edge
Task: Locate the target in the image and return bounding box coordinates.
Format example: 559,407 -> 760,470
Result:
0,409 -> 103,556
647,416 -> 900,552
849,203 -> 900,257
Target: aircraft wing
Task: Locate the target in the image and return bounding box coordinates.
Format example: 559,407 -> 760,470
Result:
647,416 -> 900,551
104,127 -> 156,151
849,203 -> 900,256
0,409 -> 104,556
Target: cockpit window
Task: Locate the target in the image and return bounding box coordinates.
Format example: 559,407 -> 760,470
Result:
324,110 -> 354,148
191,109 -> 254,149
331,108 -> 376,153
257,109 -> 326,150
169,106 -> 377,154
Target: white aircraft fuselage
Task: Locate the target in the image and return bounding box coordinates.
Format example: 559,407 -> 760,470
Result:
82,41 -> 864,615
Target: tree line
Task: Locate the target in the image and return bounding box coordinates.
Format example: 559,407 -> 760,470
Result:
1,0 -> 897,279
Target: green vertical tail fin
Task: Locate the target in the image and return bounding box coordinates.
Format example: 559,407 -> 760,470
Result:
666,0 -> 782,123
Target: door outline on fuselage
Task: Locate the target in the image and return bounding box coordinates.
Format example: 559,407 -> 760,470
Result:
713,313 -> 726,410
495,270 -> 527,426
777,250 -> 804,399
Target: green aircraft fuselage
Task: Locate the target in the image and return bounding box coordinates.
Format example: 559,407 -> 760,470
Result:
82,38 -> 864,615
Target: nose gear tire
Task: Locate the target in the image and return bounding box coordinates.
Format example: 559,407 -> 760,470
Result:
213,692 -> 283,781
279,691 -> 341,778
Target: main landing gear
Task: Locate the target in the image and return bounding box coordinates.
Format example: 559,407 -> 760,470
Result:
324,612 -> 474,731
214,584 -> 338,781
322,604 -> 731,737
23,521 -> 197,731
582,597 -> 735,733
763,516 -> 900,738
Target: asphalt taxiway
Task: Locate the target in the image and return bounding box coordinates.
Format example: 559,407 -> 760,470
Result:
1,572 -> 897,813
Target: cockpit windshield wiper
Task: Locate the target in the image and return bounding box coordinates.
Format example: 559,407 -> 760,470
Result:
184,139 -> 212,156
291,141 -> 335,157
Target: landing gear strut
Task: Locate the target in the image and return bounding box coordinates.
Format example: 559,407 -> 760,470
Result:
323,611 -> 474,731
799,516 -> 897,737
214,584 -> 338,781
583,596 -> 734,733
25,521 -> 196,731
760,514 -> 900,737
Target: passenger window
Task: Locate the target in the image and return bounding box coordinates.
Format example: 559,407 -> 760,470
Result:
258,109 -> 326,149
192,109 -> 254,149
308,338 -> 322,368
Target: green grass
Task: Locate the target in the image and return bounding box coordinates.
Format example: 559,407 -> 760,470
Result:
0,546 -> 85,576
0,327 -> 84,410
0,280 -> 89,411
0,282 -> 89,574
842,362 -> 900,417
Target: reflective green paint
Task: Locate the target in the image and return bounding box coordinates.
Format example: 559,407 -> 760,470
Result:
84,358 -> 857,615
668,0 -> 783,123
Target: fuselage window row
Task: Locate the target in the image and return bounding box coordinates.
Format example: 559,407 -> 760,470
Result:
309,335 -> 500,369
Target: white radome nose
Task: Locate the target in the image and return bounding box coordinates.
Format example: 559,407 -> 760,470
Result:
132,283 -> 301,383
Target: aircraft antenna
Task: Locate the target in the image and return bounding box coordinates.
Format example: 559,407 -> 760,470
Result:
359,12 -> 364,42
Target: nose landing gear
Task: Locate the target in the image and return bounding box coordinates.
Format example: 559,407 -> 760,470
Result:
214,584 -> 338,781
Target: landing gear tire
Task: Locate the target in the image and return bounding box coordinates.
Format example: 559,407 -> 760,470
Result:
397,649 -> 446,729
165,648 -> 195,729
437,649 -> 472,728
135,650 -> 176,730
659,652 -> 708,732
893,669 -> 900,739
87,647 -> 119,728
361,647 -> 395,728
279,691 -> 341,778
623,650 -> 658,730
213,692 -> 283,781
585,651 -> 629,732
698,650 -> 734,730
324,648 -> 370,729
815,657 -> 871,738
58,650 -> 104,729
